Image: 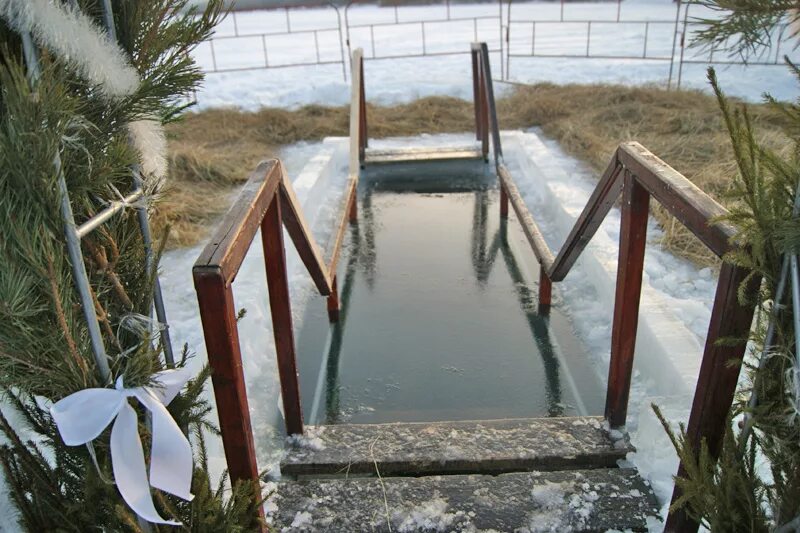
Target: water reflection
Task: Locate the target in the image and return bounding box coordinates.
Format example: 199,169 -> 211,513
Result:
317,173 -> 573,423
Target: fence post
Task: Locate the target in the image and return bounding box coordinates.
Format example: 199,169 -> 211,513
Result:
605,171 -> 649,428
665,263 -> 759,532
261,195 -> 304,436
193,271 -> 263,498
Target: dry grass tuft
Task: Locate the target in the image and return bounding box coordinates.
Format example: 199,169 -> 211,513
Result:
160,84 -> 789,264
498,83 -> 789,265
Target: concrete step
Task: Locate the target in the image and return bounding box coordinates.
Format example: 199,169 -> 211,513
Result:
281,416 -> 630,478
267,468 -> 659,531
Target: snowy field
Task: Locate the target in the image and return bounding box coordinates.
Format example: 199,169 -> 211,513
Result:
192,0 -> 799,110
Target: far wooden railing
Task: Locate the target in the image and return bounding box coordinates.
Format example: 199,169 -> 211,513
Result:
353,43 -> 494,162
472,41 -> 501,163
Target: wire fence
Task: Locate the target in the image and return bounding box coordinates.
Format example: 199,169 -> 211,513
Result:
195,0 -> 796,89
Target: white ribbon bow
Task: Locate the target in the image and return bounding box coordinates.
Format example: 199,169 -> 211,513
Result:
51,368 -> 195,525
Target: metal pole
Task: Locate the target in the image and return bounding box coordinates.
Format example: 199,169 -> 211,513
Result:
667,0 -> 681,89
505,0 -> 512,79
498,0 -> 504,79
643,21 -> 649,59
586,21 -> 591,57
21,33 -> 112,384
328,1 -> 347,82
677,2 -> 689,89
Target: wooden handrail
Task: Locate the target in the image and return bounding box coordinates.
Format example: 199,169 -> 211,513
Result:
471,46 -> 753,530
471,42 -> 502,164
192,154 -> 358,499
496,141 -> 756,533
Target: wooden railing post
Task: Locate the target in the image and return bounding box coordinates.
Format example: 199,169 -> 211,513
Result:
261,194 -> 304,435
327,277 -> 341,323
479,63 -> 489,160
471,46 -> 481,141
499,183 -> 509,218
605,171 -> 649,428
538,266 -> 552,307
358,56 -> 367,163
193,270 -> 263,522
665,263 -> 759,532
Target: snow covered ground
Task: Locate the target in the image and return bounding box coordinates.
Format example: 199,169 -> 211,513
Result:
192,0 -> 798,110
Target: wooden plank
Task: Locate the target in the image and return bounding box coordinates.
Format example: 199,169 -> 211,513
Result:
192,270 -> 262,492
278,168 -> 332,296
194,160 -> 281,282
497,164 -> 556,271
364,146 -> 484,165
665,263 -> 759,532
605,172 -> 650,428
548,153 -> 624,281
618,142 -> 735,258
269,468 -> 659,531
281,417 -> 631,477
261,195 -> 304,435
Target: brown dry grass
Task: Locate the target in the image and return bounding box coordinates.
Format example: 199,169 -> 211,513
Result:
161,84 -> 789,264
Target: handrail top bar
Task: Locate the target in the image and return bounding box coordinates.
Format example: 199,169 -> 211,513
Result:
193,159 -> 282,282
501,140 -> 737,283
618,141 -> 736,257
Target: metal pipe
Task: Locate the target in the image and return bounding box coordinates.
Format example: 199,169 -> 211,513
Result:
21,32 -> 112,384
677,2 -> 689,89
667,0 -> 681,89
76,190 -> 144,239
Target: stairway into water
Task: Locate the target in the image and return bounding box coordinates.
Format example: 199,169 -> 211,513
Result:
268,161 -> 660,531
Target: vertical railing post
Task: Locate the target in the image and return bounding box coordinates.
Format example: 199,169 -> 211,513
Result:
471,47 -> 481,141
359,56 -> 367,158
327,277 -> 341,323
348,186 -> 359,222
193,272 -> 263,506
605,171 -> 649,428
665,263 -> 759,532
478,55 -> 489,160
500,184 -> 509,218
262,195 -> 304,436
538,266 -> 552,307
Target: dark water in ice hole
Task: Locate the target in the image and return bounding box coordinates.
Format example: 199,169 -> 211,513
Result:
293,163 -> 604,426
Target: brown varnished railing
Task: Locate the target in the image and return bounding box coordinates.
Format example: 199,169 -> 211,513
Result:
472,42 -> 755,532
196,43 -> 749,532
496,139 -> 756,533
192,157 -> 357,498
